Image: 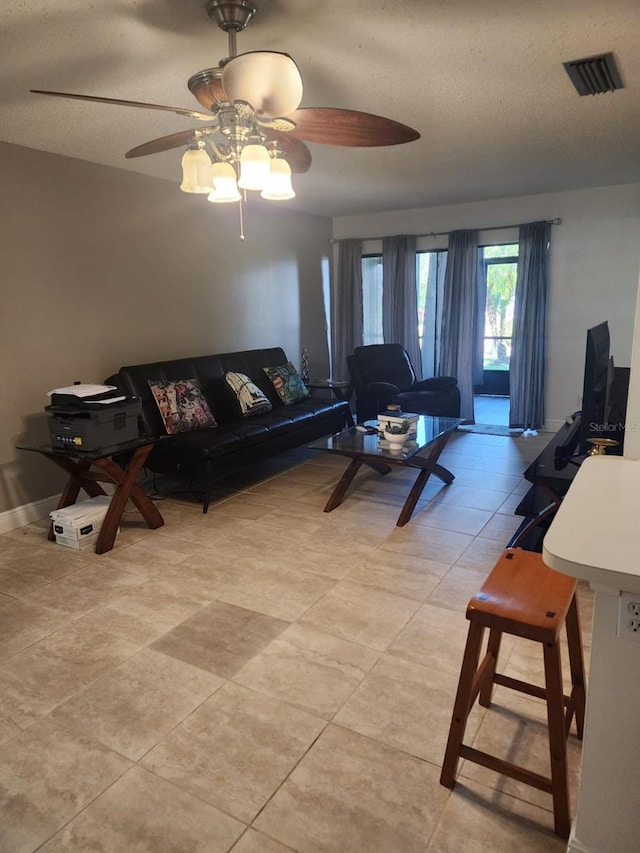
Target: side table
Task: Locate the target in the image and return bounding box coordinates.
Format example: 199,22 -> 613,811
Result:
17,438 -> 165,554
307,379 -> 354,426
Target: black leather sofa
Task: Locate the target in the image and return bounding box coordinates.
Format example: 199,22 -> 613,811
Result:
107,347 -> 350,512
347,344 -> 461,423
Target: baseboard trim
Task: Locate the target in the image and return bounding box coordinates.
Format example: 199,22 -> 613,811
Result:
0,494 -> 61,534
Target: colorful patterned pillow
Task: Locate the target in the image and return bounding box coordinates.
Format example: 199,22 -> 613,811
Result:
224,371 -> 273,417
147,378 -> 217,435
263,362 -> 310,405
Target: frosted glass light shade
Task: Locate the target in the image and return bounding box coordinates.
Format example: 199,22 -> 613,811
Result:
222,51 -> 303,118
180,147 -> 213,193
237,144 -> 271,190
207,161 -> 241,203
260,158 -> 295,200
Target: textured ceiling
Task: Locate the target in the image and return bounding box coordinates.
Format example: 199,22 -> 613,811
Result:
2,0 -> 640,218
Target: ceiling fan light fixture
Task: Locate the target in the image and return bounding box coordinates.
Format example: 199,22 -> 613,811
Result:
237,143 -> 271,190
222,51 -> 304,118
261,157 -> 295,200
180,145 -> 213,193
208,161 -> 241,202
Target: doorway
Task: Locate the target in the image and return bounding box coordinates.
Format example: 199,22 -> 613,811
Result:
474,244 -> 518,426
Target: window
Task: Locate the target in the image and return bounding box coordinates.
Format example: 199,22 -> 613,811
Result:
362,255 -> 383,346
481,244 -> 518,372
361,250 -> 447,376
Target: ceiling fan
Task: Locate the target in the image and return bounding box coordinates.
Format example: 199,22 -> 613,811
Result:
31,0 -> 420,210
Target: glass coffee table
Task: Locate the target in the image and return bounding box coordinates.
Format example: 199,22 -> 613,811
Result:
308,415 -> 463,526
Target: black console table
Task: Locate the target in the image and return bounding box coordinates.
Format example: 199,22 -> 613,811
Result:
508,417 -> 583,550
508,366 -> 630,551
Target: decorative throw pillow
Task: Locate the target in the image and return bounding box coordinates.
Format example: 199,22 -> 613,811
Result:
224,371 -> 273,417
147,378 -> 217,435
263,361 -> 310,405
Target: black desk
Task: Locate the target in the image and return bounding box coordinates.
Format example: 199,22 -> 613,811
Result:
17,438 -> 164,554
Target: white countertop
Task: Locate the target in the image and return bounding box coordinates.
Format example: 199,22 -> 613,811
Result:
543,455 -> 640,594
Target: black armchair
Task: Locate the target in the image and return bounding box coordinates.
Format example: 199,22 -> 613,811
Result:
347,344 -> 461,423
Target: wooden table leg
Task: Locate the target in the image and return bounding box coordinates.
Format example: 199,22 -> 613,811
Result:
46,457 -> 108,541
396,433 -> 456,526
324,458 -> 363,512
92,445 -> 164,554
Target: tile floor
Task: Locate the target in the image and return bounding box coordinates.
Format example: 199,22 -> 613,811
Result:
0,429 -> 592,852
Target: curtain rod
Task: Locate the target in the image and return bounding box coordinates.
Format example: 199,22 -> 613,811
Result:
329,217 -> 561,244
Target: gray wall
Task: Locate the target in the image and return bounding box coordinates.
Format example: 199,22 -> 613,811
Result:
0,142 -> 332,515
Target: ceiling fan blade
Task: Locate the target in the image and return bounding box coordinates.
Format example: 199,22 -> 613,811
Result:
222,52 -> 303,119
30,90 -> 214,122
125,129 -> 210,159
288,107 -> 420,147
264,130 -> 312,174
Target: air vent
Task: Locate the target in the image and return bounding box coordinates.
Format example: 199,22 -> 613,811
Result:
563,52 -> 623,96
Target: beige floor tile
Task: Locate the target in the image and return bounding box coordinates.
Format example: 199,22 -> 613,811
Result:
21,564 -> 146,617
427,776 -> 567,852
427,566 -> 491,613
73,583 -> 206,645
231,829 -> 297,853
496,491 -> 526,515
151,600 -> 289,678
413,502 -> 494,536
454,469 -> 523,492
51,648 -> 222,760
298,580 -> 420,651
0,546 -> 88,596
273,538 -> 378,580
86,530 -> 210,578
0,623 -> 139,733
389,602 -> 474,675
431,483 -> 511,512
455,536 -> 508,571
160,515 -> 257,548
0,716 -> 131,853
141,681 -> 325,823
209,559 -> 338,622
254,724 -> 449,853
37,765 -> 244,852
1,522 -> 52,548
233,623 -> 379,718
0,600 -> 69,661
344,550 -> 449,601
477,512 -> 524,542
381,524 -> 473,564
334,652 -> 485,764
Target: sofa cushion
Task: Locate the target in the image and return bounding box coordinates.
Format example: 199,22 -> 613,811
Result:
148,378 -> 217,435
224,371 -> 273,417
264,362 -> 310,405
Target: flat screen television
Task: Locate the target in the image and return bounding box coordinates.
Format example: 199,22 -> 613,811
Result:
578,321 -> 614,454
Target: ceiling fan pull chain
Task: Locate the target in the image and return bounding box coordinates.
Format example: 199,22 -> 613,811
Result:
238,196 -> 245,241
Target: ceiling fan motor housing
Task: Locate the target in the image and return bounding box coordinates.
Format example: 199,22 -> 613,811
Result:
207,0 -> 256,32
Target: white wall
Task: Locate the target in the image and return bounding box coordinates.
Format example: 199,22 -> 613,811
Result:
334,184 -> 640,429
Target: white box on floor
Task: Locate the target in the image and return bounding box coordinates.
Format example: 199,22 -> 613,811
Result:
50,496 -> 111,544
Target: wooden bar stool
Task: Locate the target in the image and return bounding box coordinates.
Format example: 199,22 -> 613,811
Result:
440,547 -> 586,839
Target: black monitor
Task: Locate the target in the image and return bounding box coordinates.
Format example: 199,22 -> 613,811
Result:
578,321 -> 612,454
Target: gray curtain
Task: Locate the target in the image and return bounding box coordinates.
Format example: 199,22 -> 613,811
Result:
509,221 -> 551,429
439,229 -> 478,422
334,238 -> 363,380
382,235 -> 421,378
